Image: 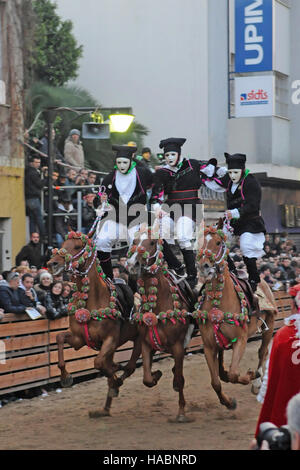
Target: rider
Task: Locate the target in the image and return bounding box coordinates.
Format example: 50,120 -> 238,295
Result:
94,144 -> 153,280
221,153 -> 266,293
150,137 -> 227,290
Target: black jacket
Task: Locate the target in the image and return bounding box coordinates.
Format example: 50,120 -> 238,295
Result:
94,165 -> 153,225
150,158 -> 210,220
222,172 -> 266,236
15,241 -> 44,269
24,166 -> 45,199
82,202 -> 96,229
0,283 -> 27,314
44,291 -> 68,320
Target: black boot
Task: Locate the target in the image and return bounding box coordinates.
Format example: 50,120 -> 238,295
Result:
163,240 -> 185,276
182,249 -> 198,289
97,251 -> 113,280
243,257 -> 260,292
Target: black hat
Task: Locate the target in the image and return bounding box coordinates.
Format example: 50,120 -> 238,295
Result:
58,190 -> 72,202
112,145 -> 137,160
224,153 -> 246,170
142,147 -> 151,154
159,138 -> 186,155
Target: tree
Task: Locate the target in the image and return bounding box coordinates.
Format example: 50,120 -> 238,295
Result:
31,0 -> 83,86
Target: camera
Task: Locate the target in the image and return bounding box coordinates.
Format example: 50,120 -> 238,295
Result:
257,422 -> 291,450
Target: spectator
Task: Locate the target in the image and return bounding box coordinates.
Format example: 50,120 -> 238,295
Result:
24,156 -> 46,238
280,257 -> 296,284
75,168 -> 88,186
64,167 -> 78,201
64,129 -> 85,168
44,281 -> 68,320
87,171 -> 97,189
62,281 -> 72,308
57,167 -> 68,187
30,265 -> 38,279
39,127 -> 64,169
34,271 -> 53,304
16,232 -> 44,269
0,272 -> 27,314
82,191 -> 96,234
18,273 -> 46,316
54,191 -> 77,247
259,265 -> 275,286
254,285 -> 300,436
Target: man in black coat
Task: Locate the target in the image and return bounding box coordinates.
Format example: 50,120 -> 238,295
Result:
54,191 -> 77,247
222,153 -> 266,292
94,144 -> 153,279
150,137 -> 227,289
0,272 -> 27,314
25,156 -> 46,238
15,232 -> 44,269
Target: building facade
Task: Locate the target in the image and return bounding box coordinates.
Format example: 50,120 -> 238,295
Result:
0,0 -> 26,271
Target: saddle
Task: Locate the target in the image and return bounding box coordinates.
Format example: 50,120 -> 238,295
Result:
229,272 -> 260,317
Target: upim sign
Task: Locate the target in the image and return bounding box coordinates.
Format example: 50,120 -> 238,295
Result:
235,0 -> 273,73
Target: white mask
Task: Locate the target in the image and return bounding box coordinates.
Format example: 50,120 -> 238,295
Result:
228,169 -> 242,184
165,151 -> 179,167
116,157 -> 131,174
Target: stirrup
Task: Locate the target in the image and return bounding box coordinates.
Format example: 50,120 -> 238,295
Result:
256,317 -> 269,333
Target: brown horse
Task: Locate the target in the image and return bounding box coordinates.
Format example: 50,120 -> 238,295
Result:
47,231 -> 141,417
194,219 -> 277,409
127,228 -> 193,423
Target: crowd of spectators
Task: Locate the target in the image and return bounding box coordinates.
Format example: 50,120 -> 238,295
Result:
0,264 -> 72,322
229,232 -> 300,292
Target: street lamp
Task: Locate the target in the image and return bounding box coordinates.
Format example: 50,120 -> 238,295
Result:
109,113 -> 135,133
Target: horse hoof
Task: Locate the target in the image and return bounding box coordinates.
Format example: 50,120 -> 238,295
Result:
89,409 -> 111,418
168,415 -> 194,424
108,387 -> 119,398
61,375 -> 73,388
152,370 -> 162,383
251,384 -> 260,395
227,398 -> 237,410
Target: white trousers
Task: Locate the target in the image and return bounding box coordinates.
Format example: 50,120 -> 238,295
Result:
96,220 -> 140,253
159,215 -> 195,249
239,232 -> 265,259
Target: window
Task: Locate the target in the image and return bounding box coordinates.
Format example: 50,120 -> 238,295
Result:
275,72 -> 289,119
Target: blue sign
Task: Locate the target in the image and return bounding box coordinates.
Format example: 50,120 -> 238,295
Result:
235,0 -> 273,73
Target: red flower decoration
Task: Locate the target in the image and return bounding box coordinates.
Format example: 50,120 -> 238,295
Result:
208,308 -> 224,323
143,312 -> 158,327
75,308 -> 91,324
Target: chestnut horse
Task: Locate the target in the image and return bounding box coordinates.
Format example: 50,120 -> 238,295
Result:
48,231 -> 141,417
194,219 -> 277,410
127,228 -> 193,423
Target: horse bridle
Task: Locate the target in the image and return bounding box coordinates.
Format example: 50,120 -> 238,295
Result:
52,232 -> 97,277
197,227 -> 228,274
127,230 -> 164,275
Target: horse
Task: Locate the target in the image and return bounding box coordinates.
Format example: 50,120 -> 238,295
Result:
194,219 -> 277,410
47,231 -> 141,417
126,227 -> 194,423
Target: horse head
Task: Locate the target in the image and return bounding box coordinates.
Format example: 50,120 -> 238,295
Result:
196,218 -> 229,279
47,231 -> 97,277
126,227 -> 164,275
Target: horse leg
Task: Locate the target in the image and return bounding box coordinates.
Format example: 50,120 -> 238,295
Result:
89,336 -> 121,419
56,331 -> 85,387
142,341 -> 162,387
170,342 -> 192,423
252,311 -> 275,394
218,350 -> 229,383
204,344 -> 237,410
228,335 -> 254,385
118,336 -> 142,382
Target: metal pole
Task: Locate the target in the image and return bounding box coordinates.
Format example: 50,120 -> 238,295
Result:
45,111 -> 55,249
77,190 -> 82,232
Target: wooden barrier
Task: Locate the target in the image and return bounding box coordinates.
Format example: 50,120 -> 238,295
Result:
0,291 -> 295,396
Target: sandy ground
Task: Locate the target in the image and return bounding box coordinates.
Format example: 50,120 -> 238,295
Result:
0,340 -> 264,451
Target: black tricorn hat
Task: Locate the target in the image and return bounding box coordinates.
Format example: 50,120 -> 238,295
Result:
112,145 -> 137,160
224,153 -> 246,170
159,138 -> 186,155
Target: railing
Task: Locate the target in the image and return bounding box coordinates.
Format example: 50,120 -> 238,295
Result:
0,291 -> 294,397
